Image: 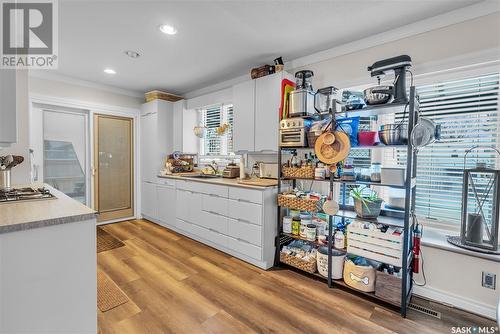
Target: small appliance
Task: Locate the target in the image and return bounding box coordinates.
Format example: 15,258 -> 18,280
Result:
314,86 -> 340,114
258,162 -> 278,179
289,70 -> 316,117
223,164 -> 240,178
279,118 -> 311,147
367,55 -> 412,104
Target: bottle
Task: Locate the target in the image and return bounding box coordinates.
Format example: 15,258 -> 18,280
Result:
334,230 -> 345,249
291,152 -> 298,168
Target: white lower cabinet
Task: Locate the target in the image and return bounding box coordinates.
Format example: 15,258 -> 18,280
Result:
156,179 -> 277,269
141,181 -> 157,219
157,185 -> 176,227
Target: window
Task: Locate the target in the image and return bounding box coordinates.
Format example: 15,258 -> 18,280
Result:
389,73 -> 499,225
199,104 -> 234,156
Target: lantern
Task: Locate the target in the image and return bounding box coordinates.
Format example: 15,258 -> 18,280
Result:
458,147 -> 500,253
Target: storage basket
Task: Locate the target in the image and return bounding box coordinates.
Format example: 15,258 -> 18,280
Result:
307,131 -> 321,149
347,224 -> 403,267
375,271 -> 402,306
343,259 -> 376,292
282,166 -> 315,179
278,194 -> 321,212
280,252 -> 317,274
145,90 -> 183,103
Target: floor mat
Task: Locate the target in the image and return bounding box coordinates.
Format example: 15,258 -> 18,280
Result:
97,269 -> 129,312
97,226 -> 125,253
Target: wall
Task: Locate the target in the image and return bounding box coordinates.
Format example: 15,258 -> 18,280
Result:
0,70 -> 30,185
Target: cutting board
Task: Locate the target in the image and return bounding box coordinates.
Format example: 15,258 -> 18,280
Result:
237,178 -> 278,187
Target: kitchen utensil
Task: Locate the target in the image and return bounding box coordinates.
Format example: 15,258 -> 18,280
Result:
364,86 -> 393,105
322,132 -> 335,145
314,86 -> 339,114
6,155 -> 24,169
279,79 -> 295,120
0,169 -> 11,190
378,123 -> 408,145
289,70 -> 316,117
381,167 -> 406,186
358,131 -> 378,146
368,55 -> 412,104
279,118 -> 311,147
315,131 -> 351,164
411,117 -> 441,149
1,155 -> 13,170
346,95 -> 366,110
322,190 -> 339,216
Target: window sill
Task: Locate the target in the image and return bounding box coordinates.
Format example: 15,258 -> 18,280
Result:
421,226 -> 500,263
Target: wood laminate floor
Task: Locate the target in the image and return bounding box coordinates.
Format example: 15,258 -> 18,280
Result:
98,219 -> 497,334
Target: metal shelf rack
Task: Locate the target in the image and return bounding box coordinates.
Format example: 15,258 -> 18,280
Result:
275,86 -> 419,317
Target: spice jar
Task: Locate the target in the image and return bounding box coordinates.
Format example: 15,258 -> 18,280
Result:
315,165 -> 326,180
370,163 -> 381,182
291,218 -> 300,235
306,224 -> 317,241
300,220 -> 309,238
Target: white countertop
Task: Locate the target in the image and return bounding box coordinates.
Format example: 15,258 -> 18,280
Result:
0,184 -> 96,234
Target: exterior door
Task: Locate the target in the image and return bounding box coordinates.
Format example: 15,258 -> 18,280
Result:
93,114 -> 134,222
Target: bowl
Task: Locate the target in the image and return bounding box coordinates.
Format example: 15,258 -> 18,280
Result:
378,124 -> 408,145
364,86 -> 393,105
358,131 -> 378,146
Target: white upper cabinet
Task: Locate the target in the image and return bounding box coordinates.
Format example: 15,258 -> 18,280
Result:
0,70 -> 17,147
140,100 -> 174,183
232,79 -> 255,152
232,72 -> 291,152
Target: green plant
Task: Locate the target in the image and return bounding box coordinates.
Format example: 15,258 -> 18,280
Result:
349,187 -> 381,206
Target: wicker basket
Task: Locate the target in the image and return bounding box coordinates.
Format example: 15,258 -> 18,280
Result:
277,194 -> 321,212
145,90 -> 183,103
280,252 -> 317,274
307,132 -> 321,149
282,166 -> 315,179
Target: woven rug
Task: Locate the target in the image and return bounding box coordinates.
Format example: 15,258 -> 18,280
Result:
97,226 -> 125,253
97,269 -> 129,312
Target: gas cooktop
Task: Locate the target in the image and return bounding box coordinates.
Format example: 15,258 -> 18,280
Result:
0,187 -> 56,203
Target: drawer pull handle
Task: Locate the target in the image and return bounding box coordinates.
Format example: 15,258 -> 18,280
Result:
237,218 -> 251,224
237,198 -> 251,203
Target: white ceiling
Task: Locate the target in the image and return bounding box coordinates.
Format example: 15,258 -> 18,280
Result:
56,0 -> 482,95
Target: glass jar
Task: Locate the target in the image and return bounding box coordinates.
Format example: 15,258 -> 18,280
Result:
370,163 -> 382,182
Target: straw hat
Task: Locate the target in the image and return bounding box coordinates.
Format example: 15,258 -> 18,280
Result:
315,131 -> 351,164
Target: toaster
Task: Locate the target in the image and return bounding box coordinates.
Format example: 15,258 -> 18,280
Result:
258,162 -> 278,179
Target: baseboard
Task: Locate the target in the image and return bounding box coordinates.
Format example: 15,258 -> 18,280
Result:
413,285 -> 496,320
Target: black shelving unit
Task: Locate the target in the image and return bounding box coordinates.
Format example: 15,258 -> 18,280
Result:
275,87 -> 419,317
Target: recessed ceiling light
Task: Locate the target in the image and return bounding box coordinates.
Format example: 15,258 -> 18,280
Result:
124,50 -> 140,58
159,24 -> 177,35
104,68 -> 116,75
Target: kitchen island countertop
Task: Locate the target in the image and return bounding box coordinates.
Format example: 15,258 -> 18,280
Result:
0,184 -> 96,234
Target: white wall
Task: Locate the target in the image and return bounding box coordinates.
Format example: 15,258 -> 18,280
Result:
0,70 -> 31,185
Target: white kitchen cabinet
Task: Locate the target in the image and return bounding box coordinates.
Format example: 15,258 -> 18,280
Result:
141,181 -> 157,219
157,184 -> 176,227
232,72 -> 292,152
232,79 -> 255,152
140,100 -> 174,183
0,69 -> 17,147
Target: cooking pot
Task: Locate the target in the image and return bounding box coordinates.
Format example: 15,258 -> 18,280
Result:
411,117 -> 441,149
364,85 -> 393,105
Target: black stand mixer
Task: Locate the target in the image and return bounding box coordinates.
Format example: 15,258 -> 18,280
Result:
367,55 -> 412,104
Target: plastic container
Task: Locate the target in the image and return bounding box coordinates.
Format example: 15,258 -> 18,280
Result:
283,216 -> 292,234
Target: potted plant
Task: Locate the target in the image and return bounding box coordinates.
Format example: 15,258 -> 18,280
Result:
350,187 -> 383,219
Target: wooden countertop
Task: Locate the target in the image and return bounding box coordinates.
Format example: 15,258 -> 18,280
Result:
157,174 -> 278,190
0,184 -> 96,234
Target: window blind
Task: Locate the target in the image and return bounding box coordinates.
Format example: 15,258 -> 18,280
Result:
391,73 -> 499,224
200,104 -> 234,156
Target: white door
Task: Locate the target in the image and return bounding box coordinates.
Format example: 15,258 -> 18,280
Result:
43,110 -> 89,204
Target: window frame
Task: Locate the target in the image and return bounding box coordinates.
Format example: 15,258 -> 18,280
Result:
198,103 -> 234,158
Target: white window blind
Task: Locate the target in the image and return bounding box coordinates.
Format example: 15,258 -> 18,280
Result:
200,104 -> 234,156
388,73 -> 499,224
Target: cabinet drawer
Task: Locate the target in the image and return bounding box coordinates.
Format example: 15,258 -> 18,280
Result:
227,199 -> 262,226
229,187 -> 262,204
227,237 -> 262,260
227,218 -> 261,246
202,194 -> 228,216
177,219 -> 228,247
157,177 -> 176,186
197,211 -> 228,235
177,181 -> 228,197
